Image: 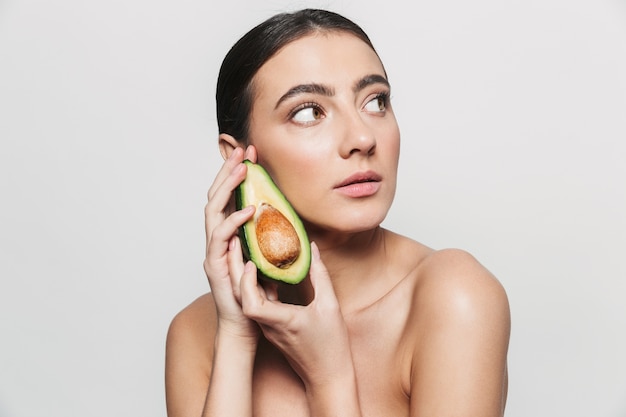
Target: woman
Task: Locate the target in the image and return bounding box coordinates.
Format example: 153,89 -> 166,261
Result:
165,8 -> 510,417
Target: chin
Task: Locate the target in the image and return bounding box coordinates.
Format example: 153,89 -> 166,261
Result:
303,208 -> 388,235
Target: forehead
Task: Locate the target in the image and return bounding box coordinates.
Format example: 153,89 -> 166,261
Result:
251,32 -> 385,98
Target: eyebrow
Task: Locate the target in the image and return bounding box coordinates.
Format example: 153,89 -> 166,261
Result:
275,83 -> 334,109
354,74 -> 390,93
274,73 -> 389,109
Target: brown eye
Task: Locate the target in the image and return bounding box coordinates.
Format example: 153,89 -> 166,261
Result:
364,95 -> 387,112
292,105 -> 324,123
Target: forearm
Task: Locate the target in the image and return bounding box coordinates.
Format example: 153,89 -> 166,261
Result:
305,362 -> 363,417
202,330 -> 257,417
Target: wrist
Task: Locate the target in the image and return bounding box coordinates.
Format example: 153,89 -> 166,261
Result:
215,322 -> 259,355
205,324 -> 257,417
304,363 -> 362,417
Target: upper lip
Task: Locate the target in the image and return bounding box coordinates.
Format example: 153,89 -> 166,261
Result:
334,171 -> 383,188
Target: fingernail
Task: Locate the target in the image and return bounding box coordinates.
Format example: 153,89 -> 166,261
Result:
311,241 -> 320,260
229,236 -> 238,251
244,261 -> 255,272
241,205 -> 254,214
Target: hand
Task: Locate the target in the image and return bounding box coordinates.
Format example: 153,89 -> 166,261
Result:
203,145 -> 260,343
239,242 -> 355,388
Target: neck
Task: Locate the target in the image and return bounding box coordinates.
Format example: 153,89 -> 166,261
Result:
278,226 -> 391,313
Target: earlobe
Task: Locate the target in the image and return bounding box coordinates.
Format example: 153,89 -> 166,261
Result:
218,134 -> 241,161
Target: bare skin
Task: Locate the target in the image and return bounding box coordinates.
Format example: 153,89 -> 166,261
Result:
165,32 -> 510,417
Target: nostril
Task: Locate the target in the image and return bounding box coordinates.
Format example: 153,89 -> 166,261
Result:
349,142 -> 375,156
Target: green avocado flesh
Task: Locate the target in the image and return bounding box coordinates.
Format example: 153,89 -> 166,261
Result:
235,160 -> 311,284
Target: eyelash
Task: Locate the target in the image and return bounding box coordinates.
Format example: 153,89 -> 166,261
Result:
287,91 -> 392,122
288,102 -> 322,120
371,92 -> 391,110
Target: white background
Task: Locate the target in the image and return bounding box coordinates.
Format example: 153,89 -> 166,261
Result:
1,0 -> 625,416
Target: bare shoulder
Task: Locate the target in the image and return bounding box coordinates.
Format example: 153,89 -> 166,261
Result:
407,249 -> 510,415
167,292 -> 217,348
413,248 -> 510,322
165,292 -> 216,417
384,232 -> 510,329
381,231 -> 509,323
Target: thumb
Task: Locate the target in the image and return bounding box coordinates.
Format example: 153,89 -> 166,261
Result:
308,242 -> 338,306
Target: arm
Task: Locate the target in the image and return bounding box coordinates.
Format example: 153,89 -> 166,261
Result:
240,243 -> 364,417
165,293 -> 259,417
410,249 -> 511,417
165,295 -> 215,417
203,325 -> 257,417
166,145 -> 261,417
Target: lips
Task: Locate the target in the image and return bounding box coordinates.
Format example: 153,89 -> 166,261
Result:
333,171 -> 383,198
334,171 -> 383,188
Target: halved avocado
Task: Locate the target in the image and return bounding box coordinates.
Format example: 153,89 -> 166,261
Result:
235,160 -> 311,284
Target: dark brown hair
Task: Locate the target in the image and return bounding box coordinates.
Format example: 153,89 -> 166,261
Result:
216,9 -> 378,142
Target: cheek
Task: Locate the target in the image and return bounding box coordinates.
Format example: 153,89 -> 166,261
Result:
257,151 -> 317,195
274,159 -> 319,193
254,135 -> 333,191
388,125 -> 402,165
375,123 -> 401,169
260,157 -> 330,219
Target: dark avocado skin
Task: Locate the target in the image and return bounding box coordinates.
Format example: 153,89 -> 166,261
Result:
234,183 -> 252,262
235,186 -> 250,261
235,160 -> 311,284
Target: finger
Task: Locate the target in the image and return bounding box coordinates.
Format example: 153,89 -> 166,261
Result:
244,145 -> 258,163
205,160 -> 247,221
204,162 -> 248,247
207,146 -> 245,201
261,280 -> 279,302
240,262 -> 297,325
227,235 -> 246,302
308,242 -> 339,308
206,205 -> 255,259
239,261 -> 264,314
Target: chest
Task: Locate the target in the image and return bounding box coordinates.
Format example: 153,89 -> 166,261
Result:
251,307 -> 412,417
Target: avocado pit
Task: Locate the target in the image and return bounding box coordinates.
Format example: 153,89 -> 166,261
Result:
255,203 -> 301,268
235,160 -> 311,284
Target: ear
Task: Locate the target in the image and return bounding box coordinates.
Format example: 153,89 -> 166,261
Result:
218,133 -> 241,161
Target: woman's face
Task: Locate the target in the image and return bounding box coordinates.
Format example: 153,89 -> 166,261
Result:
247,32 -> 401,235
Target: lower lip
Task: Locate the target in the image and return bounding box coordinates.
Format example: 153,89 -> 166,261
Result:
335,181 -> 381,198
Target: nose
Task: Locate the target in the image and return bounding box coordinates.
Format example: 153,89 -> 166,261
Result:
338,112 -> 377,158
